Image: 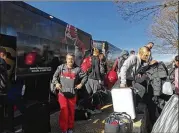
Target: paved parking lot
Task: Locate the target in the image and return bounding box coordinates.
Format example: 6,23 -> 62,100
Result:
50,104 -> 113,133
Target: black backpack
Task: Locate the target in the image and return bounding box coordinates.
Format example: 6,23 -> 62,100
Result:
114,50 -> 129,72
75,109 -> 91,121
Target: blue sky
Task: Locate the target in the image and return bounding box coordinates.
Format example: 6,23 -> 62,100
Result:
27,2 -> 173,62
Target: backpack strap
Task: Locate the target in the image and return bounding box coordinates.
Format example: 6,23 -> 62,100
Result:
133,58 -> 138,83
112,58 -> 118,71
118,56 -> 126,71
59,64 -> 65,78
168,67 -> 175,80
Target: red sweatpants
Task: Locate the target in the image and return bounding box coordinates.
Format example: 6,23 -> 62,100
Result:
58,93 -> 76,132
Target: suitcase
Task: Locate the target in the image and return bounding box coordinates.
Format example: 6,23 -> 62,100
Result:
151,94 -> 178,133
24,102 -> 50,133
111,88 -> 136,119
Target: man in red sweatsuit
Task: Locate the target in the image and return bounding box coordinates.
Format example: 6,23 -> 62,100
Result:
52,53 -> 87,133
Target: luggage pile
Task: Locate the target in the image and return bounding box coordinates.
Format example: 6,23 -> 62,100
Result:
104,87 -> 149,133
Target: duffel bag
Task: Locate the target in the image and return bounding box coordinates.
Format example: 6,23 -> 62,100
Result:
104,112 -> 133,133
75,109 -> 91,121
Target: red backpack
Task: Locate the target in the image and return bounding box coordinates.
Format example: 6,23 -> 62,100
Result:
104,66 -> 118,90
81,56 -> 92,73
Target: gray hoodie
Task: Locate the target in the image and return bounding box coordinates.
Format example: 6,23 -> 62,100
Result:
52,64 -> 87,96
120,55 -> 142,85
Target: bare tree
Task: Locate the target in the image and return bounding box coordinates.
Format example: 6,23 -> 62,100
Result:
114,0 -> 178,22
151,7 -> 178,54
114,0 -> 178,54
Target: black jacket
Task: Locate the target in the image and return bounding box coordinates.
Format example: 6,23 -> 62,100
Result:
0,58 -> 8,93
146,62 -> 168,96
88,56 -> 101,80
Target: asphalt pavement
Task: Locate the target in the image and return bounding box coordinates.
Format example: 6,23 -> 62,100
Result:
50,104 -> 113,133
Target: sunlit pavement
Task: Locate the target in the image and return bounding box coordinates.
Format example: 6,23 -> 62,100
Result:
50,104 -> 113,133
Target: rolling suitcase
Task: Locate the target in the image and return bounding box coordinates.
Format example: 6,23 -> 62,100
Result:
151,94 -> 178,133
24,102 -> 50,133
111,87 -> 136,119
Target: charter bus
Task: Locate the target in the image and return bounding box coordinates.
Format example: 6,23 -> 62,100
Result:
0,1 -> 92,77
0,1 -> 92,131
93,40 -> 122,69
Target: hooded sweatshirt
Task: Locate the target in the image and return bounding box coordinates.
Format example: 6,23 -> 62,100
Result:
120,55 -> 142,85
52,64 -> 87,97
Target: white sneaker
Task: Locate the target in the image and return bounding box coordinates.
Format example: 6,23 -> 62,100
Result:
68,129 -> 73,133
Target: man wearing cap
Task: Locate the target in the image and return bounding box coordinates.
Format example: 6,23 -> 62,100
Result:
0,47 -> 8,133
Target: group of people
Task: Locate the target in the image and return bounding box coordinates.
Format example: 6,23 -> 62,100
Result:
51,41 -> 179,133
0,41 -> 178,133
115,42 -> 178,131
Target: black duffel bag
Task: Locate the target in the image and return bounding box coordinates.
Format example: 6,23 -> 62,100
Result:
75,109 -> 91,121
104,112 -> 133,133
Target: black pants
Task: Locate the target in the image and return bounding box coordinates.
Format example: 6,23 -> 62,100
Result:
143,85 -> 158,128
134,75 -> 158,130
8,96 -> 26,114
8,96 -> 26,131
0,93 -> 7,133
6,102 -> 14,132
0,94 -> 23,132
